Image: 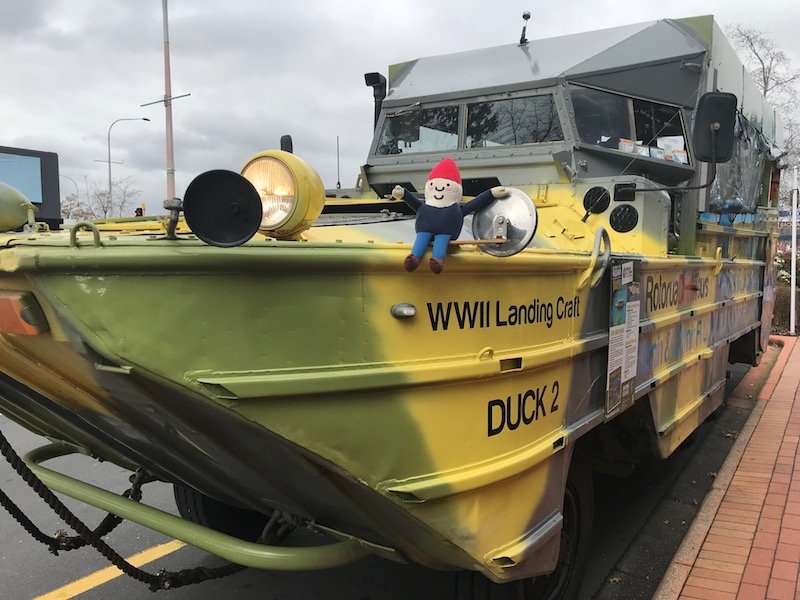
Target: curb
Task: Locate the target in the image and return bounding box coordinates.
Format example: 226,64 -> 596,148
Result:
653,336 -> 797,600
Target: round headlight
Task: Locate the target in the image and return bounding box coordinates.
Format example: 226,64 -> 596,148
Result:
241,150 -> 325,239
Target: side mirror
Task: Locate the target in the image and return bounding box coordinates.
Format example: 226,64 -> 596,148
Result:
692,92 -> 737,163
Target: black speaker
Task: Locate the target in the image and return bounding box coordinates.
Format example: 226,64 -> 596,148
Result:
183,170 -> 262,247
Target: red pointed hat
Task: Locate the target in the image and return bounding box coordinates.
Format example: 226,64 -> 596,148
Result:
427,157 -> 461,185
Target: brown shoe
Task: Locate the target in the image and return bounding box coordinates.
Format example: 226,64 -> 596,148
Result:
404,254 -> 421,272
429,258 -> 444,274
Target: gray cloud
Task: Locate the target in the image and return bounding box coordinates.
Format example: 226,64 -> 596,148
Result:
0,2 -> 49,38
2,0 -> 799,215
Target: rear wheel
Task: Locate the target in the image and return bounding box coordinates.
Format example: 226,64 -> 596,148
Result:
520,453 -> 594,600
173,484 -> 286,543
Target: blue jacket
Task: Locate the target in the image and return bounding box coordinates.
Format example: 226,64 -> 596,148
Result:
402,188 -> 497,238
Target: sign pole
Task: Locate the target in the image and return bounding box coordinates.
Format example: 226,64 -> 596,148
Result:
792,165 -> 798,335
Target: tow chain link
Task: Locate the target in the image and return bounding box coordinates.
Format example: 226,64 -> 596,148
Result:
0,426 -> 247,591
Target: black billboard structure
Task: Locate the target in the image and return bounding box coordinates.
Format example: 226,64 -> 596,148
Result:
0,145 -> 62,229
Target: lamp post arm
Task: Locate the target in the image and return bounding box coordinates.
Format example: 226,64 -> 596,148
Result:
106,118 -> 150,212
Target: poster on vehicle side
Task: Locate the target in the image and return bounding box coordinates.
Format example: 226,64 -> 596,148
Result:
606,259 -> 640,417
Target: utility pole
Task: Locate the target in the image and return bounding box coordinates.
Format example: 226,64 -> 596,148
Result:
141,0 -> 190,235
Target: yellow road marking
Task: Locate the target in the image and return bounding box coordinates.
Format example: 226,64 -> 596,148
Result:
35,539 -> 186,600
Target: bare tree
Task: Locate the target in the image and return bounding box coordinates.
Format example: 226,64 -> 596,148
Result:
727,24 -> 799,204
114,176 -> 142,217
726,24 -> 800,109
88,181 -> 115,219
60,193 -> 93,221
62,176 -> 143,220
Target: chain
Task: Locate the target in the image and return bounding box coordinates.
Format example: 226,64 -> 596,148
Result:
0,426 -> 247,591
9,468 -> 151,554
56,469 -> 152,551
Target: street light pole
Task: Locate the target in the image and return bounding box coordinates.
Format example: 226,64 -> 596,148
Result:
792,165 -> 799,336
59,174 -> 79,200
107,117 -> 149,204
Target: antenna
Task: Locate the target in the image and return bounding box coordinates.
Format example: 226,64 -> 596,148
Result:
519,11 -> 531,45
336,136 -> 341,190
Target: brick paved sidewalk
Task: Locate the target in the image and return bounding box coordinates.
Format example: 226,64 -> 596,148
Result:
656,336 -> 800,600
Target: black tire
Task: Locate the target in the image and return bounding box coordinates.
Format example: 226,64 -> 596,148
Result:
173,484 -> 277,542
519,452 -> 594,600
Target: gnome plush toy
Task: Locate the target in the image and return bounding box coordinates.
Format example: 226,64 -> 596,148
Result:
392,157 -> 508,274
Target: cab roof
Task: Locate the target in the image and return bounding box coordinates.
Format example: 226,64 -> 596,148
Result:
385,18 -> 707,107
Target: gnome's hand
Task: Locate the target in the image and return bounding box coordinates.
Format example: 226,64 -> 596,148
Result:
490,186 -> 510,199
391,185 -> 405,200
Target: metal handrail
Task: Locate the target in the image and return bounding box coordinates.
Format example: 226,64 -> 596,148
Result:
23,443 -> 373,570
577,227 -> 611,290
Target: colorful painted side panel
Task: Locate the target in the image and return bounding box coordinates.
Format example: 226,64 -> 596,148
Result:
648,348 -> 728,457
696,208 -> 776,363
628,258 -> 763,456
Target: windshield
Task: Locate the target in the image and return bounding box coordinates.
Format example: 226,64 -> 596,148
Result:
375,93 -> 564,156
571,85 -> 688,164
377,106 -> 458,155
467,96 -> 563,147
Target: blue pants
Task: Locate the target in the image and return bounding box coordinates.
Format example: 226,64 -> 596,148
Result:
412,232 -> 452,260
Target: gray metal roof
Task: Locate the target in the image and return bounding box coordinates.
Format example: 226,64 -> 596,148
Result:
386,19 -> 708,105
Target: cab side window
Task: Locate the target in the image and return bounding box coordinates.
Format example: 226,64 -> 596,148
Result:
570,84 -> 688,163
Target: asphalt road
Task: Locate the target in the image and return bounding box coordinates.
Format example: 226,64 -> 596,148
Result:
0,357 -> 765,600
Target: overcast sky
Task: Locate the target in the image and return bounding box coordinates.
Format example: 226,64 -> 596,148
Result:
1,0 -> 799,216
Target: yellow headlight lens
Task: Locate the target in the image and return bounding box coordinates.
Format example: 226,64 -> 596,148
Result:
241,150 -> 324,239
242,157 -> 296,229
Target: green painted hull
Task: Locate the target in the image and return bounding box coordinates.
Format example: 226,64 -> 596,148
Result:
0,218 -> 770,582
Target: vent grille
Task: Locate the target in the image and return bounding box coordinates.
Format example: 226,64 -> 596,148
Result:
582,187 -> 611,215
609,205 -> 639,233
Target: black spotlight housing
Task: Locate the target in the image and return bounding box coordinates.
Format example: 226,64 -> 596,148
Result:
183,170 -> 262,248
